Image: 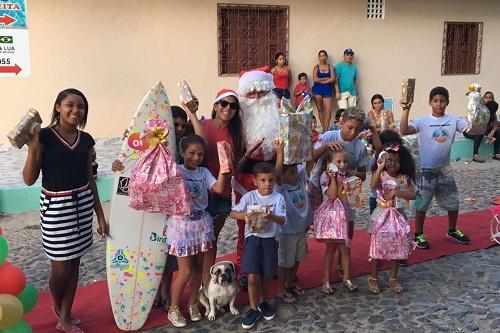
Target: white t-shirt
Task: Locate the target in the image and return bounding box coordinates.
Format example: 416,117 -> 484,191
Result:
310,130 -> 369,187
232,190 -> 286,238
180,165 -> 217,211
276,165 -> 312,234
411,114 -> 468,169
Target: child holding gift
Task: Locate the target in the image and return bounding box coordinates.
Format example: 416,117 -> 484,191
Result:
368,143 -> 416,294
230,162 -> 286,329
166,134 -> 230,328
294,72 -> 312,108
274,139 -> 312,303
313,148 -> 361,294
400,86 -> 471,249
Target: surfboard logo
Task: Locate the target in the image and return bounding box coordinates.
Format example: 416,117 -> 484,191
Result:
117,177 -> 129,196
111,249 -> 129,268
149,232 -> 167,244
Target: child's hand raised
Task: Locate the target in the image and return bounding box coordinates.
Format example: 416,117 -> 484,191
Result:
274,138 -> 285,152
326,141 -> 343,150
111,159 -> 125,172
400,101 -> 412,111
377,151 -> 388,170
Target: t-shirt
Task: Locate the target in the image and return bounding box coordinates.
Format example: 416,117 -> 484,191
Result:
232,190 -> 286,238
334,62 -> 357,95
201,119 -> 233,197
276,165 -> 312,234
179,165 -> 217,211
410,114 -> 468,169
39,127 -> 95,191
310,130 -> 369,188
294,83 -> 312,108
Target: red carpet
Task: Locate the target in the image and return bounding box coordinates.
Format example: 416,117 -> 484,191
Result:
25,209 -> 496,332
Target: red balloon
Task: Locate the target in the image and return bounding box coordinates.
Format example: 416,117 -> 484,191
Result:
0,261 -> 26,295
0,226 -> 3,235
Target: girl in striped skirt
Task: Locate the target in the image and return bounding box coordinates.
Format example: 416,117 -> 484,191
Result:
23,88 -> 108,333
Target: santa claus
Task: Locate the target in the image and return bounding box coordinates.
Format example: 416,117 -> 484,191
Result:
233,67 -> 281,276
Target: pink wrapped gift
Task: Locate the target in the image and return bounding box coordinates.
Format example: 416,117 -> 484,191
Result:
128,120 -> 192,215
369,208 -> 413,260
313,198 -> 351,247
217,141 -> 234,174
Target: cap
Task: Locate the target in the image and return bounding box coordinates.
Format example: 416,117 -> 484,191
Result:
344,48 -> 354,55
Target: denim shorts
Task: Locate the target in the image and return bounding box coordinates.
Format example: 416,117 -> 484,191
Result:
273,88 -> 291,100
241,236 -> 278,278
165,253 -> 178,272
206,194 -> 232,219
415,166 -> 459,212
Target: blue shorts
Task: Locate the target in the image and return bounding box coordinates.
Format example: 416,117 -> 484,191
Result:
241,236 -> 278,278
273,88 -> 290,100
369,196 -> 377,215
165,253 -> 178,272
206,194 -> 232,219
312,83 -> 333,98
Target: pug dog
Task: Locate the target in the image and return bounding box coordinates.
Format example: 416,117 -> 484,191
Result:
199,261 -> 239,321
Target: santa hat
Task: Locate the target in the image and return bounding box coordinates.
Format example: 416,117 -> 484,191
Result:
214,88 -> 239,104
238,66 -> 274,95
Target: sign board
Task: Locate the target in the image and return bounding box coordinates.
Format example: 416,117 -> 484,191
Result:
0,0 -> 30,77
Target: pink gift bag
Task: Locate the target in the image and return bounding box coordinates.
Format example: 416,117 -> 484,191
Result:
128,120 -> 192,215
369,208 -> 413,260
313,198 -> 351,247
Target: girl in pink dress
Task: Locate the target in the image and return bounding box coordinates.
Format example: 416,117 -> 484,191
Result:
313,148 -> 361,294
369,143 -> 416,294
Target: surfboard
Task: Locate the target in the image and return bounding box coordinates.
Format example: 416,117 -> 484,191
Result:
106,82 -> 176,331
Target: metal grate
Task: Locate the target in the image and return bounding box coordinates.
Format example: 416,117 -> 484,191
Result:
367,0 -> 384,19
441,22 -> 483,75
217,4 -> 289,75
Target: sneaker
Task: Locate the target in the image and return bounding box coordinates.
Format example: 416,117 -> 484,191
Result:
414,233 -> 430,249
258,301 -> 275,321
241,309 -> 261,329
188,304 -> 202,322
168,306 -> 187,328
447,229 -> 470,244
239,276 -> 248,290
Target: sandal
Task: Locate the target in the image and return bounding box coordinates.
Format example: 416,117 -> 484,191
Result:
389,278 -> 404,293
343,280 -> 358,292
278,292 -> 297,304
493,154 -> 500,161
56,321 -> 84,333
472,155 -> 485,163
52,306 -> 81,325
287,285 -> 305,296
368,278 -> 381,294
321,281 -> 334,295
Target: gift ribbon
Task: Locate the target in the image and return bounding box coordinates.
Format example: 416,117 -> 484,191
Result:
146,126 -> 169,149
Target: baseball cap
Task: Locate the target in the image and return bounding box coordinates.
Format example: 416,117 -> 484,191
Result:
344,48 -> 354,55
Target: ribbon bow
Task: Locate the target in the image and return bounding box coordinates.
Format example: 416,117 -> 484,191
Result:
141,118 -> 170,149
384,144 -> 400,152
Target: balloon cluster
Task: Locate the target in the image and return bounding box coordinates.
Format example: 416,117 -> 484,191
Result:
0,227 -> 38,333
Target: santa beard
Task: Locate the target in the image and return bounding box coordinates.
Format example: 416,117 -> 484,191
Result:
239,92 -> 280,160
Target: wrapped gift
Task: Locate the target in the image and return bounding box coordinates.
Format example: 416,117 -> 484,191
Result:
343,176 -> 364,208
401,78 -> 415,104
279,96 -> 313,164
247,204 -> 269,233
217,141 -> 233,174
177,80 -> 198,112
465,83 -> 490,135
128,119 -> 192,215
7,108 -> 42,149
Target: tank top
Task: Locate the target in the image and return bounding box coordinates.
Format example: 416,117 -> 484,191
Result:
273,68 -> 289,90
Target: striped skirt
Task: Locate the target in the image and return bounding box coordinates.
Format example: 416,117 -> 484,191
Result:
40,184 -> 95,261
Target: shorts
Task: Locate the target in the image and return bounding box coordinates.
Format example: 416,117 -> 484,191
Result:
312,83 -> 333,98
241,236 -> 278,278
206,194 -> 232,219
414,166 -> 459,212
273,88 -> 291,100
165,253 -> 178,272
337,91 -> 357,109
369,196 -> 377,215
278,232 -> 308,268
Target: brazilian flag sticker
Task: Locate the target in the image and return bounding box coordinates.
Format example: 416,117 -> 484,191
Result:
0,36 -> 13,44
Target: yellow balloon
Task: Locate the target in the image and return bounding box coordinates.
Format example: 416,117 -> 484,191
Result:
0,294 -> 24,329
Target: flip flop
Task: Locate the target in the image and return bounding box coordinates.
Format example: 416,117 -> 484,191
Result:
56,321 -> 84,333
278,292 -> 297,304
492,197 -> 500,206
287,285 -> 305,296
52,306 -> 81,325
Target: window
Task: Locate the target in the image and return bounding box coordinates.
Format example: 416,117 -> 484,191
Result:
441,22 -> 483,75
367,0 -> 384,20
217,4 -> 289,75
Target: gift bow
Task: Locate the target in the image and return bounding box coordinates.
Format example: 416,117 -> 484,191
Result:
384,144 -> 400,152
141,119 -> 170,149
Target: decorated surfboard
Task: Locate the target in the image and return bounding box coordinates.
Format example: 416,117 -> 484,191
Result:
106,82 -> 176,331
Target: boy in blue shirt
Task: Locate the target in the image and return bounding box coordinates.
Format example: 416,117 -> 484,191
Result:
230,162 -> 286,329
335,48 -> 358,109
400,86 -> 471,249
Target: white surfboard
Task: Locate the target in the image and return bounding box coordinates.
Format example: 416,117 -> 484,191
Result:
106,82 -> 176,331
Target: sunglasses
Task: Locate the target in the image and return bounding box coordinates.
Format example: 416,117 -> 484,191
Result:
218,99 -> 239,111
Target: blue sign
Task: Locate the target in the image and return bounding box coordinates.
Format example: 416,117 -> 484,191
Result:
0,0 -> 27,29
